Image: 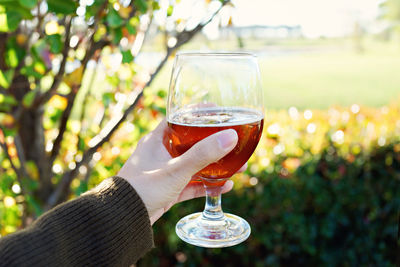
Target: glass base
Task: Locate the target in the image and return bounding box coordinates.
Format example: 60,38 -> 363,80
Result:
175,212 -> 251,248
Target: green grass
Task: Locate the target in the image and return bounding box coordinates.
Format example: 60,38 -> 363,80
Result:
151,39 -> 400,110
260,50 -> 400,109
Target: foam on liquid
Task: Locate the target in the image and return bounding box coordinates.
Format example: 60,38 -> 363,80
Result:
169,107 -> 263,127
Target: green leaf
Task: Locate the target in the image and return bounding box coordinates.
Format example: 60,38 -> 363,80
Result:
129,17 -> 140,27
78,137 -> 85,151
106,7 -> 124,28
126,23 -> 136,35
102,92 -> 114,106
0,10 -> 22,32
0,2 -> 33,20
85,0 -> 106,18
47,0 -> 77,14
111,27 -> 123,45
6,48 -> 18,67
167,5 -> 173,16
157,89 -> 167,98
121,49 -> 133,63
25,194 -> 42,216
152,1 -> 160,10
2,126 -> 16,136
75,181 -> 88,196
0,94 -> 17,112
6,37 -> 26,68
134,0 -> 148,13
155,106 -> 166,116
49,107 -> 63,123
18,0 -> 37,9
0,69 -> 14,88
21,65 -> 43,79
45,34 -> 63,54
106,75 -> 119,87
0,103 -> 11,112
22,90 -> 36,108
0,94 -> 17,105
33,61 -> 46,75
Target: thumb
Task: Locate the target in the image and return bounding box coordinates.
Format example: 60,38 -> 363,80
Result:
165,129 -> 238,185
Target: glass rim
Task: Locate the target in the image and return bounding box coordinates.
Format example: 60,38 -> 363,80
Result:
176,51 -> 257,58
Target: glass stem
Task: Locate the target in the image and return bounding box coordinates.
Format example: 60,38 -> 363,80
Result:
202,184 -> 224,221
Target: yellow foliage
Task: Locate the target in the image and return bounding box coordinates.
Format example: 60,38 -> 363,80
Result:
34,62 -> 46,75
7,145 -> 16,158
282,158 -> 301,172
0,114 -> 15,127
64,66 -> 84,88
49,94 -> 68,110
119,6 -> 132,19
16,34 -> 27,45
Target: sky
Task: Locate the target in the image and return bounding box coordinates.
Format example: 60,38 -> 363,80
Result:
231,0 -> 384,38
154,0 -> 385,39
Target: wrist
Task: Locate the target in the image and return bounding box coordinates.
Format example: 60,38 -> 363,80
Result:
116,171 -> 155,220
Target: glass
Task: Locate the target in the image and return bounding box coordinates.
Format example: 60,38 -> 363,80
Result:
163,52 -> 264,248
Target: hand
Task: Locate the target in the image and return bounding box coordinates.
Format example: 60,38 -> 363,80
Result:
118,119 -> 245,225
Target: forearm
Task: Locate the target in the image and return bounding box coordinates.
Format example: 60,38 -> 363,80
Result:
0,177 -> 154,267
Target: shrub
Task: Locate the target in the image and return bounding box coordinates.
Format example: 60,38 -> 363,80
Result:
138,103 -> 400,266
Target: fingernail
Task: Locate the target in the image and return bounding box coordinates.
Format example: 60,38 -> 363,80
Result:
225,180 -> 234,188
217,129 -> 238,150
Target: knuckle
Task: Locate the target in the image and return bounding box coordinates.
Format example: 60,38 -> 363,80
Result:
194,142 -> 212,164
165,161 -> 188,183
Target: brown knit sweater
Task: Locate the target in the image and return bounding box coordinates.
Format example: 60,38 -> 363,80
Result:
0,176 -> 154,267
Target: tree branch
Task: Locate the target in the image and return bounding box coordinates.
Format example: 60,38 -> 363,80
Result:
46,0 -> 110,163
32,16 -> 73,108
36,0 -> 46,39
75,60 -> 99,154
174,0 -> 228,48
46,1 -> 230,208
49,88 -> 77,165
0,139 -> 22,181
0,33 -> 8,70
48,38 -> 109,164
13,133 -> 29,178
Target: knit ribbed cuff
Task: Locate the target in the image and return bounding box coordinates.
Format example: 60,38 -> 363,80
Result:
79,176 -> 155,265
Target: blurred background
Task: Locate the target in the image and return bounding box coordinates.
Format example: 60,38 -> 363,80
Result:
0,0 -> 399,266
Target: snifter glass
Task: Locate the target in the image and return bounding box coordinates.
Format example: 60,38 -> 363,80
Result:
163,52 -> 264,248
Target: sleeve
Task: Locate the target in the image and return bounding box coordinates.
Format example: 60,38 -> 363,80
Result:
0,176 -> 154,267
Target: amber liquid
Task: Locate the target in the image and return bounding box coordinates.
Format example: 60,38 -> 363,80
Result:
163,108 -> 263,186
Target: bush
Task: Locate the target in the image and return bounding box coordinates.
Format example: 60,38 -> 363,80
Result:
138,103 -> 400,266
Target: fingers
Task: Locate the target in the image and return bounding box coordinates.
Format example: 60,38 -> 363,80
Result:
153,118 -> 168,134
177,181 -> 205,202
177,180 -> 234,203
236,162 -> 248,173
222,180 -> 234,194
150,209 -> 164,225
151,180 -> 234,225
165,129 -> 238,186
